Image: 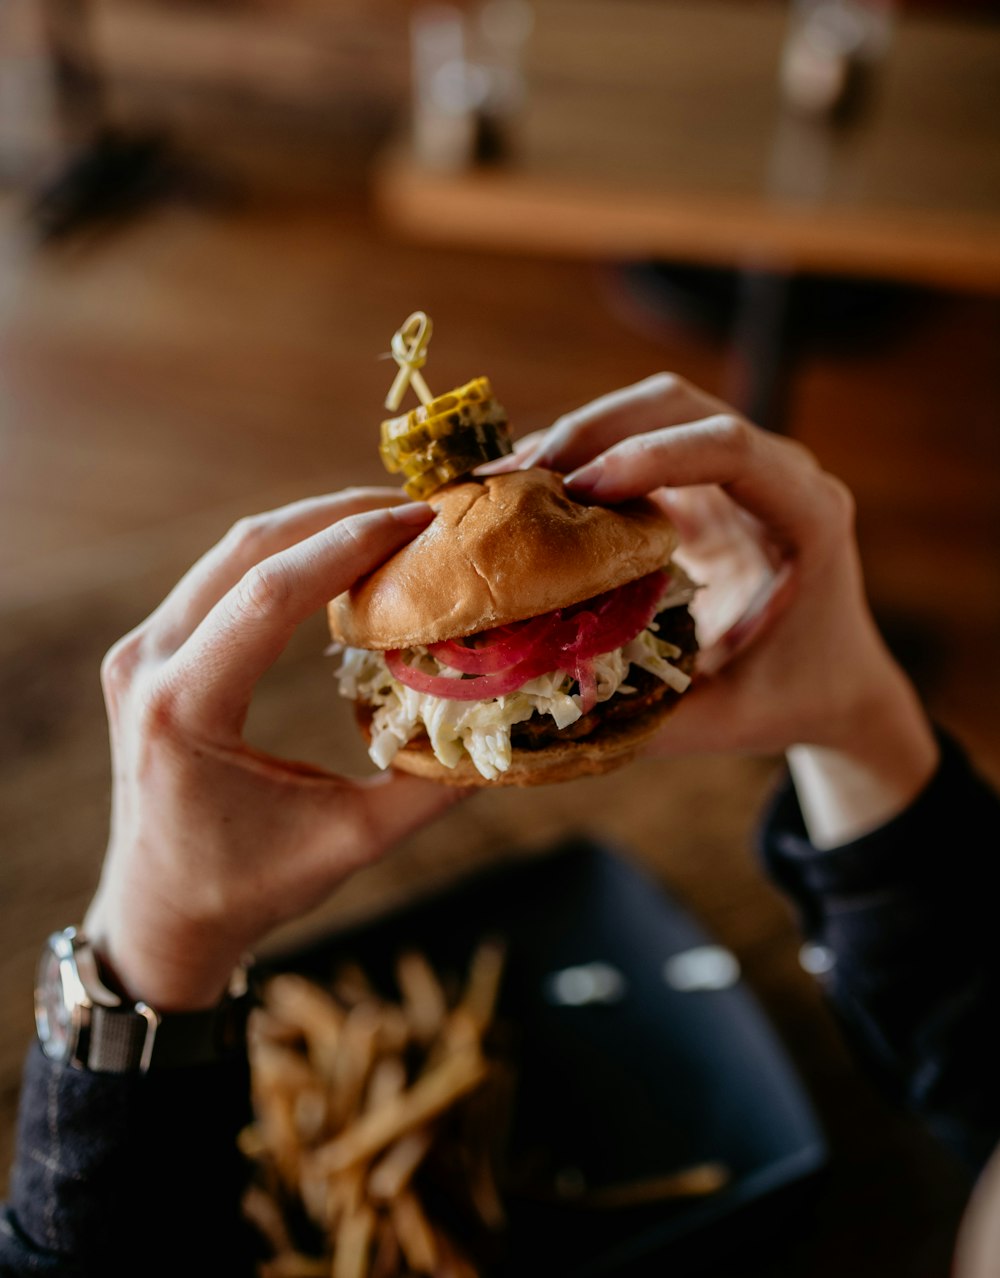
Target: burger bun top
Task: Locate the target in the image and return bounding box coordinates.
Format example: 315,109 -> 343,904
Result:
327,468 -> 679,650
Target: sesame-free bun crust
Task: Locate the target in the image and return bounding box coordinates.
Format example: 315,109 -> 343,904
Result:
327,469 -> 679,650
354,694 -> 681,788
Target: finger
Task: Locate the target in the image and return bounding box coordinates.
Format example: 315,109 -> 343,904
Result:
653,485 -> 784,653
164,503 -> 435,735
655,486 -> 784,577
144,488 -> 411,653
655,484 -> 751,547
564,415 -> 836,552
526,373 -> 731,473
638,571 -> 797,760
695,561 -> 796,677
476,430 -> 548,475
511,428 -> 549,456
646,579 -> 798,759
357,771 -> 473,851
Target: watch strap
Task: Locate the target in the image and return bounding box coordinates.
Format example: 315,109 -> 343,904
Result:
84,957 -> 253,1073
88,1002 -> 158,1072
149,996 -> 251,1069
88,992 -> 251,1072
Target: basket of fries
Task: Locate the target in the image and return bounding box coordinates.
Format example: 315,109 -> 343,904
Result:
240,838 -> 827,1278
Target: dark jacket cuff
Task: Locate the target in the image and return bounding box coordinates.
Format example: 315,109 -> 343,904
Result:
757,727 -> 995,913
755,727 -> 1000,1173
6,1041 -> 257,1276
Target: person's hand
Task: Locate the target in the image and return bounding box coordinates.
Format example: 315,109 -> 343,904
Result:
506,374 -> 939,844
84,490 -> 464,1011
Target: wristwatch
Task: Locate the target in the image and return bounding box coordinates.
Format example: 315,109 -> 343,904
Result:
34,927 -> 252,1073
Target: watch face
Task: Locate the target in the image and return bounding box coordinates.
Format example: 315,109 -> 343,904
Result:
35,945 -> 74,1063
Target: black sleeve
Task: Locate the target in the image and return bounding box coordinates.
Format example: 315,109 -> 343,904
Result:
0,1043 -> 259,1277
756,729 -> 1000,1174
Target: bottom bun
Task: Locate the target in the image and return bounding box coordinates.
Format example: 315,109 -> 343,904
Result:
355,696 -> 681,788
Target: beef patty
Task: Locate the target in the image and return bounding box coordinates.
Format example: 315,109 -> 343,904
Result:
510,605 -> 697,751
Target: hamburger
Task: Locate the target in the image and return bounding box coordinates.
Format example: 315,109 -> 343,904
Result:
327,467 -> 699,786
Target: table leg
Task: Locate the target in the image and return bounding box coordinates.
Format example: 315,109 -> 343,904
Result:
28,0 -> 231,242
723,268 -> 797,434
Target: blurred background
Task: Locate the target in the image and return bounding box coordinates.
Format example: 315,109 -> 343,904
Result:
1,0 -> 998,1272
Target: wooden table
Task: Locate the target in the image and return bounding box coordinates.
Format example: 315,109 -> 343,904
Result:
375,0 -> 1000,427
0,15 -> 994,1264
375,0 -> 1000,292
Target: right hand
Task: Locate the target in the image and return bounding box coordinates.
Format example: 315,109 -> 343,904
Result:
507,374 -> 939,840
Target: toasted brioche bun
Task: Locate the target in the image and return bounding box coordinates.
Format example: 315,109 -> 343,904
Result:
354,694 -> 682,787
327,469 -> 679,650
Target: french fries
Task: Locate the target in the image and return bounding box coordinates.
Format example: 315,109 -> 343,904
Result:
242,941 -> 510,1277
368,1130 -> 435,1202
541,1161 -> 732,1208
243,936 -> 731,1276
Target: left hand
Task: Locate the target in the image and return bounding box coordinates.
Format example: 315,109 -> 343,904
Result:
496,374 -> 935,771
84,490 -> 464,1011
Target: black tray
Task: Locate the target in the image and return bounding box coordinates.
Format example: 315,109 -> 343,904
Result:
261,836 -> 828,1277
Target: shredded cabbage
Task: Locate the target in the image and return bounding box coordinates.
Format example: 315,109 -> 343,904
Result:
331,567 -> 697,781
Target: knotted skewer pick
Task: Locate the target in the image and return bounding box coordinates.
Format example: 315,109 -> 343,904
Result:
385,311 -> 435,412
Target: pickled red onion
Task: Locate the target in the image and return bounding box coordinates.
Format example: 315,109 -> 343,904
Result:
574,657 -> 598,713
385,648 -> 557,701
428,611 -> 560,673
387,568 -> 669,702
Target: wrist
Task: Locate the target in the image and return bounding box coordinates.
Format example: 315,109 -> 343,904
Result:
35,926 -> 252,1074
83,906 -> 244,1013
787,665 -> 939,849
97,947 -> 237,1013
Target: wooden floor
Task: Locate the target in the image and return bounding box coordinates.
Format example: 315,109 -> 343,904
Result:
1,108 -> 998,1274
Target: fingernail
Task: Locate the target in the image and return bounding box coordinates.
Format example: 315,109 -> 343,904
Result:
390,502 -> 436,525
706,564 -> 793,670
475,454 -> 523,475
564,464 -> 605,495
478,442 -> 547,475
514,441 -> 548,468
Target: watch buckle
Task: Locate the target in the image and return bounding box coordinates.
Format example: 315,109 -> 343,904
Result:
134,1003 -> 161,1073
